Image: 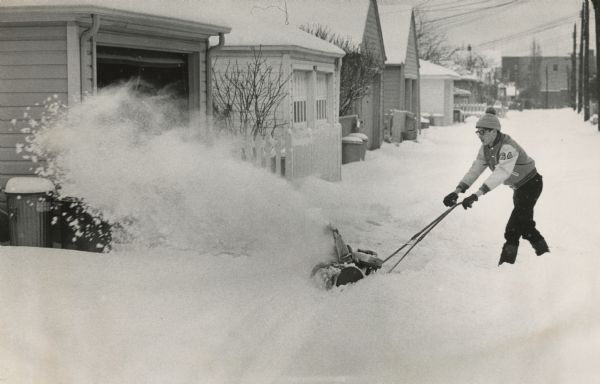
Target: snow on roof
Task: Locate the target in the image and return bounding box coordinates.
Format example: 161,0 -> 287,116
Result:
0,0 -> 231,31
248,0 -> 373,47
209,4 -> 345,56
419,60 -> 460,79
379,4 -> 413,65
0,0 -> 343,56
454,88 -> 471,96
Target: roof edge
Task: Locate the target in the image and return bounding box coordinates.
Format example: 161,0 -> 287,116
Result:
0,5 -> 231,34
218,44 -> 345,58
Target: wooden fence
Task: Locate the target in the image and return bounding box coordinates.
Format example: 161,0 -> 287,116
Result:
242,125 -> 341,182
455,103 -> 507,118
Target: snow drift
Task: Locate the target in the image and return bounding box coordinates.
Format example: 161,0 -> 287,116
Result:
2,89 -> 600,383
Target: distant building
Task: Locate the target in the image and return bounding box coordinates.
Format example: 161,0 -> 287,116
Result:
419,60 -> 460,126
501,52 -> 596,108
379,5 -> 420,131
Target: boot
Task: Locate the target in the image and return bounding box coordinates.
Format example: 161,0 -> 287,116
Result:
499,243 -> 518,266
531,238 -> 549,256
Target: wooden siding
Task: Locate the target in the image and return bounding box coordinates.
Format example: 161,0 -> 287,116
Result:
420,78 -> 445,116
443,79 -> 454,126
200,46 -> 207,117
420,78 -> 453,126
404,16 -> 419,79
361,0 -> 385,149
363,0 -> 385,63
0,25 -> 69,189
383,66 -> 402,113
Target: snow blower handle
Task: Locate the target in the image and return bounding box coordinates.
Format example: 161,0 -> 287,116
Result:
383,201 -> 463,273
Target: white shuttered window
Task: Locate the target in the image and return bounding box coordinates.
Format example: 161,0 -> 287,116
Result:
316,73 -> 328,122
293,71 -> 309,127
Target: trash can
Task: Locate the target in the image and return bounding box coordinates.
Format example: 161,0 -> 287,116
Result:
431,113 -> 444,126
389,110 -> 406,142
60,197 -> 111,253
5,177 -> 55,247
348,132 -> 368,160
402,112 -> 417,140
341,136 -> 363,164
453,109 -> 463,123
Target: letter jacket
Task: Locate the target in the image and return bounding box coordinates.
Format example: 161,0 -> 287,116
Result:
457,132 -> 537,195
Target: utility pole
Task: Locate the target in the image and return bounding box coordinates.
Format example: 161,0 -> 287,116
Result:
584,0 -> 590,121
545,65 -> 549,108
592,0 -> 600,131
578,2 -> 584,113
467,44 -> 473,71
572,23 -> 577,110
592,0 -> 600,129
567,65 -> 571,107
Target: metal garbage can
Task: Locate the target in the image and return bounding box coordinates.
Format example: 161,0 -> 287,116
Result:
402,112 -> 417,140
431,113 -> 444,126
341,136 -> 363,164
453,109 -> 464,123
5,177 -> 55,247
348,133 -> 368,160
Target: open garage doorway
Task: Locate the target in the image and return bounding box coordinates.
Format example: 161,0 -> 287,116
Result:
96,46 -> 190,122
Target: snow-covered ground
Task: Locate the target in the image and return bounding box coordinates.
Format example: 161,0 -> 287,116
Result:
1,94 -> 600,383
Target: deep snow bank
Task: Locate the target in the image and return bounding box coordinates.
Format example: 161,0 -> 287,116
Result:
2,105 -> 600,383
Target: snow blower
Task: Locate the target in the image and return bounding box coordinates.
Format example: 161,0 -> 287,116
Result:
311,202 -> 462,289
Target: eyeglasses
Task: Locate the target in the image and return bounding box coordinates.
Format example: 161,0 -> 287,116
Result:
475,128 -> 492,136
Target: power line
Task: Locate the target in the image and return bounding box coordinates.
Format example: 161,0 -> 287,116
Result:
473,11 -> 579,49
418,0 -> 498,13
427,0 -> 520,23
418,0 -> 531,31
495,32 -> 577,55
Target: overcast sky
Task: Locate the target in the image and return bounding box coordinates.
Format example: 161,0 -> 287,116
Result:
407,0 -> 595,57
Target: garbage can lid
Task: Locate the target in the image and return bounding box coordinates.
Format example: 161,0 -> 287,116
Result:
342,136 -> 364,144
5,177 -> 55,194
348,133 -> 368,141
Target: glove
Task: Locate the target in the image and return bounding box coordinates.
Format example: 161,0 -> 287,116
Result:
461,194 -> 478,209
443,192 -> 459,207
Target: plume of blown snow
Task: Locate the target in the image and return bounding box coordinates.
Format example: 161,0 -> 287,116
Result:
27,84 -> 331,267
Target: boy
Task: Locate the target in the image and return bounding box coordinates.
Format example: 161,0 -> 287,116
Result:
443,109 -> 549,265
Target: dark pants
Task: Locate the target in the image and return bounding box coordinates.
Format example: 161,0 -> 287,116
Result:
504,173 -> 544,246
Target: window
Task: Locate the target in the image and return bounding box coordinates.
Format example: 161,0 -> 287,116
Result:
293,71 -> 308,126
553,64 -> 559,71
292,67 -> 333,128
316,73 -> 328,121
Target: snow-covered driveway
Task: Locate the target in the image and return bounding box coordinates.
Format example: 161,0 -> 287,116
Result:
2,108 -> 599,383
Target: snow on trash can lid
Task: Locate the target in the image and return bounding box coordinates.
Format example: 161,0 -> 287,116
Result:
342,136 -> 364,144
348,133 -> 368,141
5,177 -> 55,194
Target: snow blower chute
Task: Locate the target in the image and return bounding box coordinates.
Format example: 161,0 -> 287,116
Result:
310,226 -> 384,290
311,202 -> 462,289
